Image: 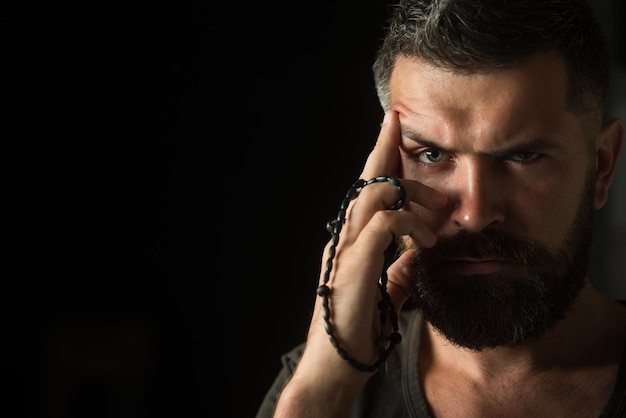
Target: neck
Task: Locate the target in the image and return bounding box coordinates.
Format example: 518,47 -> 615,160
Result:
417,283 -> 626,417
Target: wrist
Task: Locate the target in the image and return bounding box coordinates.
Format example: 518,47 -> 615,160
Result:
273,344 -> 373,417
274,368 -> 367,418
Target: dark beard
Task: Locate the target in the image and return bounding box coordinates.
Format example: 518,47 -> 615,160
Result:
404,174 -> 595,351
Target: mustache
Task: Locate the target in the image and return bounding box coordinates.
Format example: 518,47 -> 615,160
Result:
415,229 -> 545,266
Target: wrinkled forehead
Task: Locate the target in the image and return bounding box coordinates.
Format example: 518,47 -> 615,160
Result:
390,51 -> 571,116
388,52 -> 585,151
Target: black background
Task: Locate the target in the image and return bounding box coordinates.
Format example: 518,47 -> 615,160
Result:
2,1 -> 625,417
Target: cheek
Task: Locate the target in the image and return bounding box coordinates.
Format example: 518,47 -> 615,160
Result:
402,172 -> 586,248
509,176 -> 585,246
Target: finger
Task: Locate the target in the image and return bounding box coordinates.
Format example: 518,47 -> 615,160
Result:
385,249 -> 417,313
334,111 -> 401,243
358,110 -> 447,211
360,111 -> 402,181
403,179 -> 448,210
344,178 -> 447,239
343,178 -> 405,236
353,210 -> 437,260
319,210 -> 435,300
339,110 -> 446,239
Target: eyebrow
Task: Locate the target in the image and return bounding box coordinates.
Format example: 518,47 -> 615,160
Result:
399,124 -> 563,157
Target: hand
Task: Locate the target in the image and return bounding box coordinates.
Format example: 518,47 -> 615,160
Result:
273,111 -> 447,417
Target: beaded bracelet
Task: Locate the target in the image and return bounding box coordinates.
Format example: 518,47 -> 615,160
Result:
317,176 -> 405,372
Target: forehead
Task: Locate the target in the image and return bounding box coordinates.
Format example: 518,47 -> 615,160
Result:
389,52 -> 582,150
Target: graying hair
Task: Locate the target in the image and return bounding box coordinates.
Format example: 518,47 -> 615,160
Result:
372,0 -> 610,120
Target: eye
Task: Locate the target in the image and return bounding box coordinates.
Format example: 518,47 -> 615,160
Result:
509,152 -> 541,162
417,148 -> 448,164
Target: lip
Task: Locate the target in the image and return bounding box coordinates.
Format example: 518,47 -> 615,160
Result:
440,259 -> 513,275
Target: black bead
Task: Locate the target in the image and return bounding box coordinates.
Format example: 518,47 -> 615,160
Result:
377,299 -> 390,311
316,285 -> 330,296
389,332 -> 402,345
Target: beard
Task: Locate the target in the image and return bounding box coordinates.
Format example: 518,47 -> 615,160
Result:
402,172 -> 595,351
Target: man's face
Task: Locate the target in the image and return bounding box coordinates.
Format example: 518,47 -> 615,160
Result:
401,173 -> 594,350
389,52 -> 599,350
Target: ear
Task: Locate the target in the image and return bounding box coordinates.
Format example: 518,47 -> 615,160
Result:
594,117 -> 624,209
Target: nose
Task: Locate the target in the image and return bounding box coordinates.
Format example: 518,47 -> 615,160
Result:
447,158 -> 506,232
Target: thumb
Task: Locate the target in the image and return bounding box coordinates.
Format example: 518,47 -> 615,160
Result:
385,249 -> 417,313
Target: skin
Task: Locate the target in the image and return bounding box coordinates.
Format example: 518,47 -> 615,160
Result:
273,51 -> 625,417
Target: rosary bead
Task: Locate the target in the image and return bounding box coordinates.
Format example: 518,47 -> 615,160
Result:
316,285 -> 330,296
319,176 -> 404,372
389,332 -> 402,345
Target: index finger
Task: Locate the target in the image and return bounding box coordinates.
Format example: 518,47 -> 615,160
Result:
360,111 -> 401,180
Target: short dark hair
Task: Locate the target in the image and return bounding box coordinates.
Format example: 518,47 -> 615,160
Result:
372,0 -> 610,119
